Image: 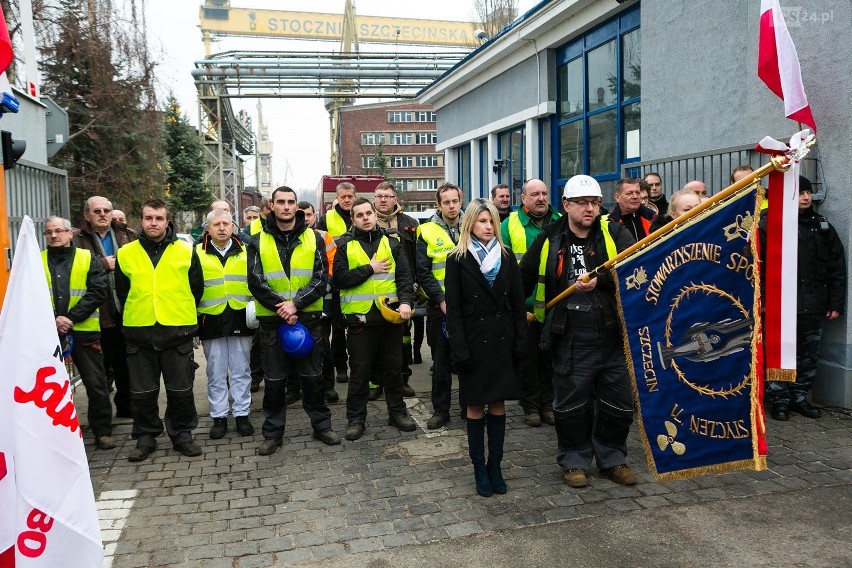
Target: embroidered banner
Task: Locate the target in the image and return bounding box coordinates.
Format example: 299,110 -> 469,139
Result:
613,186 -> 767,480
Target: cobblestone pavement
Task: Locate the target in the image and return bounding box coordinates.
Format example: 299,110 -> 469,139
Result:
82,350 -> 852,567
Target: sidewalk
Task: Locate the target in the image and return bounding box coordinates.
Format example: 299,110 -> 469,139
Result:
80,347 -> 852,567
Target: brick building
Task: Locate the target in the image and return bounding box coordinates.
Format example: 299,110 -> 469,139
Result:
338,101 -> 443,211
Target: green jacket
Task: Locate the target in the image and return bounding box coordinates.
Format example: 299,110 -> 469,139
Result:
500,205 -> 561,310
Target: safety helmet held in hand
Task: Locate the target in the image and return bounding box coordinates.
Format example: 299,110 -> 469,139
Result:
245,301 -> 259,330
377,295 -> 410,325
563,175 -> 603,200
278,321 -> 314,358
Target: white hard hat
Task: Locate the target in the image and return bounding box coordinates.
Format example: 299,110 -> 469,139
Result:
245,300 -> 259,329
563,175 -> 603,199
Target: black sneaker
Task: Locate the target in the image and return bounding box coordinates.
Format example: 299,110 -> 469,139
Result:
335,371 -> 349,384
209,417 -> 228,439
173,440 -> 202,457
235,416 -> 255,436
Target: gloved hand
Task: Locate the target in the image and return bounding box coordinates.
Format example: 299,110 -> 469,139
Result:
455,358 -> 475,375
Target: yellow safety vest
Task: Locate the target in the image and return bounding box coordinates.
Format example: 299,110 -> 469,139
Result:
195,243 -> 252,315
340,236 -> 397,315
325,209 -> 348,238
42,248 -> 100,332
249,217 -> 263,236
118,240 -> 197,327
533,216 -> 617,323
416,222 -> 456,294
256,229 -> 322,316
507,212 -> 527,262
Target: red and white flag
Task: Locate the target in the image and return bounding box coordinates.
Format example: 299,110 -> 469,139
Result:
758,0 -> 817,131
0,4 -> 13,76
755,131 -> 810,380
0,217 -> 103,567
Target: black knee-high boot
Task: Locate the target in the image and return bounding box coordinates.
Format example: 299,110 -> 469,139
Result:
486,413 -> 507,494
467,417 -> 492,497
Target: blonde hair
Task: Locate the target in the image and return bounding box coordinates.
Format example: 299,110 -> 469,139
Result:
450,198 -> 506,258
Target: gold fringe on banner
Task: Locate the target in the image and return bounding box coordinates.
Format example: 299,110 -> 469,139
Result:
766,368 -> 797,382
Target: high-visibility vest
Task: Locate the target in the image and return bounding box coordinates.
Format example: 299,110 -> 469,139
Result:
316,228 -> 336,275
325,209 -> 348,238
340,236 -> 397,315
416,222 -> 455,294
195,243 -> 252,315
118,240 -> 197,327
249,217 -> 263,236
533,216 -> 617,323
507,212 -> 528,262
41,248 -> 100,332
256,228 -> 322,316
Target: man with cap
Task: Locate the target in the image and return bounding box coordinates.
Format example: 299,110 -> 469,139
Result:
760,176 -> 847,420
520,175 -> 637,488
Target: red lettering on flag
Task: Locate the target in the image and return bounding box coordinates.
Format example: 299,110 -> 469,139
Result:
13,366 -> 81,435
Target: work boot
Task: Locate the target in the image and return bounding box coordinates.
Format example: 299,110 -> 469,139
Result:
524,412 -> 542,427
368,383 -> 383,401
173,440 -> 202,457
209,417 -> 228,439
604,464 -> 637,486
426,413 -> 449,430
388,413 -> 417,432
541,409 -> 555,426
401,383 -> 416,397
128,444 -> 155,463
345,423 -> 366,441
96,435 -> 117,450
335,371 -> 349,384
789,400 -> 821,418
312,429 -> 342,446
467,417 -> 492,497
257,438 -> 283,456
770,404 -> 789,421
562,468 -> 588,488
235,416 -> 254,436
325,389 -> 340,403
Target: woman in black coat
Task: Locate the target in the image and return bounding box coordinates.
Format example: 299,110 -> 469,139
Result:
444,198 -> 528,497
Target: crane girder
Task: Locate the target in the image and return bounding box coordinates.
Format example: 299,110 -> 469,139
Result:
199,6 -> 480,48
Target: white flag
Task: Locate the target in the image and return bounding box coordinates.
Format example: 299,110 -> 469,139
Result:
0,217 -> 103,567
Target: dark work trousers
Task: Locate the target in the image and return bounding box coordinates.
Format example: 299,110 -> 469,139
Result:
259,323 -> 332,439
330,291 -> 349,374
321,317 -> 335,393
70,334 -> 113,438
519,321 -> 554,413
249,332 -> 265,385
426,306 -> 456,417
127,339 -> 198,448
345,323 -> 407,425
412,315 -> 425,357
766,312 -> 823,406
100,325 -> 131,415
551,324 -> 634,472
401,320 -> 413,381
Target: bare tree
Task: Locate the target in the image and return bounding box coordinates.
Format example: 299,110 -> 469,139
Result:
473,0 -> 518,39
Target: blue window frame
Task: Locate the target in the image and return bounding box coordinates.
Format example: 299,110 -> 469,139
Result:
479,138 -> 488,197
553,5 -> 640,203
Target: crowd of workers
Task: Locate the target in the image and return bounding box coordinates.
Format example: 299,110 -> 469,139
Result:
41,168 -> 845,496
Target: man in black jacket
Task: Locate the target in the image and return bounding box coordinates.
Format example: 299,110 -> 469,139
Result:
520,175 -> 637,489
43,216 -> 115,450
333,198 -> 417,441
762,177 -> 847,420
247,187 -> 341,455
115,199 -> 205,462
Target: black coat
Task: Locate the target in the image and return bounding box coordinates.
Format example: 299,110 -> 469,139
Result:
444,247 -> 528,405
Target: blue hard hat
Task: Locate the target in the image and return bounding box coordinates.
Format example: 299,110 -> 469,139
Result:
278,321 -> 315,358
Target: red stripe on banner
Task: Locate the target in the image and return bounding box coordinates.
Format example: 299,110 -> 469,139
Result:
788,105 -> 816,131
0,546 -> 14,568
758,10 -> 782,98
763,170 -> 785,369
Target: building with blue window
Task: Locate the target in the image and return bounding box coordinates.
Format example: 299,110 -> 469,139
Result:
419,0 -> 852,407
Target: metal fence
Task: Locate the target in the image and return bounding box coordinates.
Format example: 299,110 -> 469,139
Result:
621,141 -> 823,198
5,158 -> 70,254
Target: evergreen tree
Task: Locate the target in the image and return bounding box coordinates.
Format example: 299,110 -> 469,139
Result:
162,96 -> 211,225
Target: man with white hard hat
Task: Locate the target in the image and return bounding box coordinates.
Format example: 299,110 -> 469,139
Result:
519,175 -> 638,489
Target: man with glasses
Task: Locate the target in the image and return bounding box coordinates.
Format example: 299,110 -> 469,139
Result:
43,216 -> 116,450
501,179 -> 561,428
373,182 -> 419,399
520,175 -> 637,489
74,196 -> 138,419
